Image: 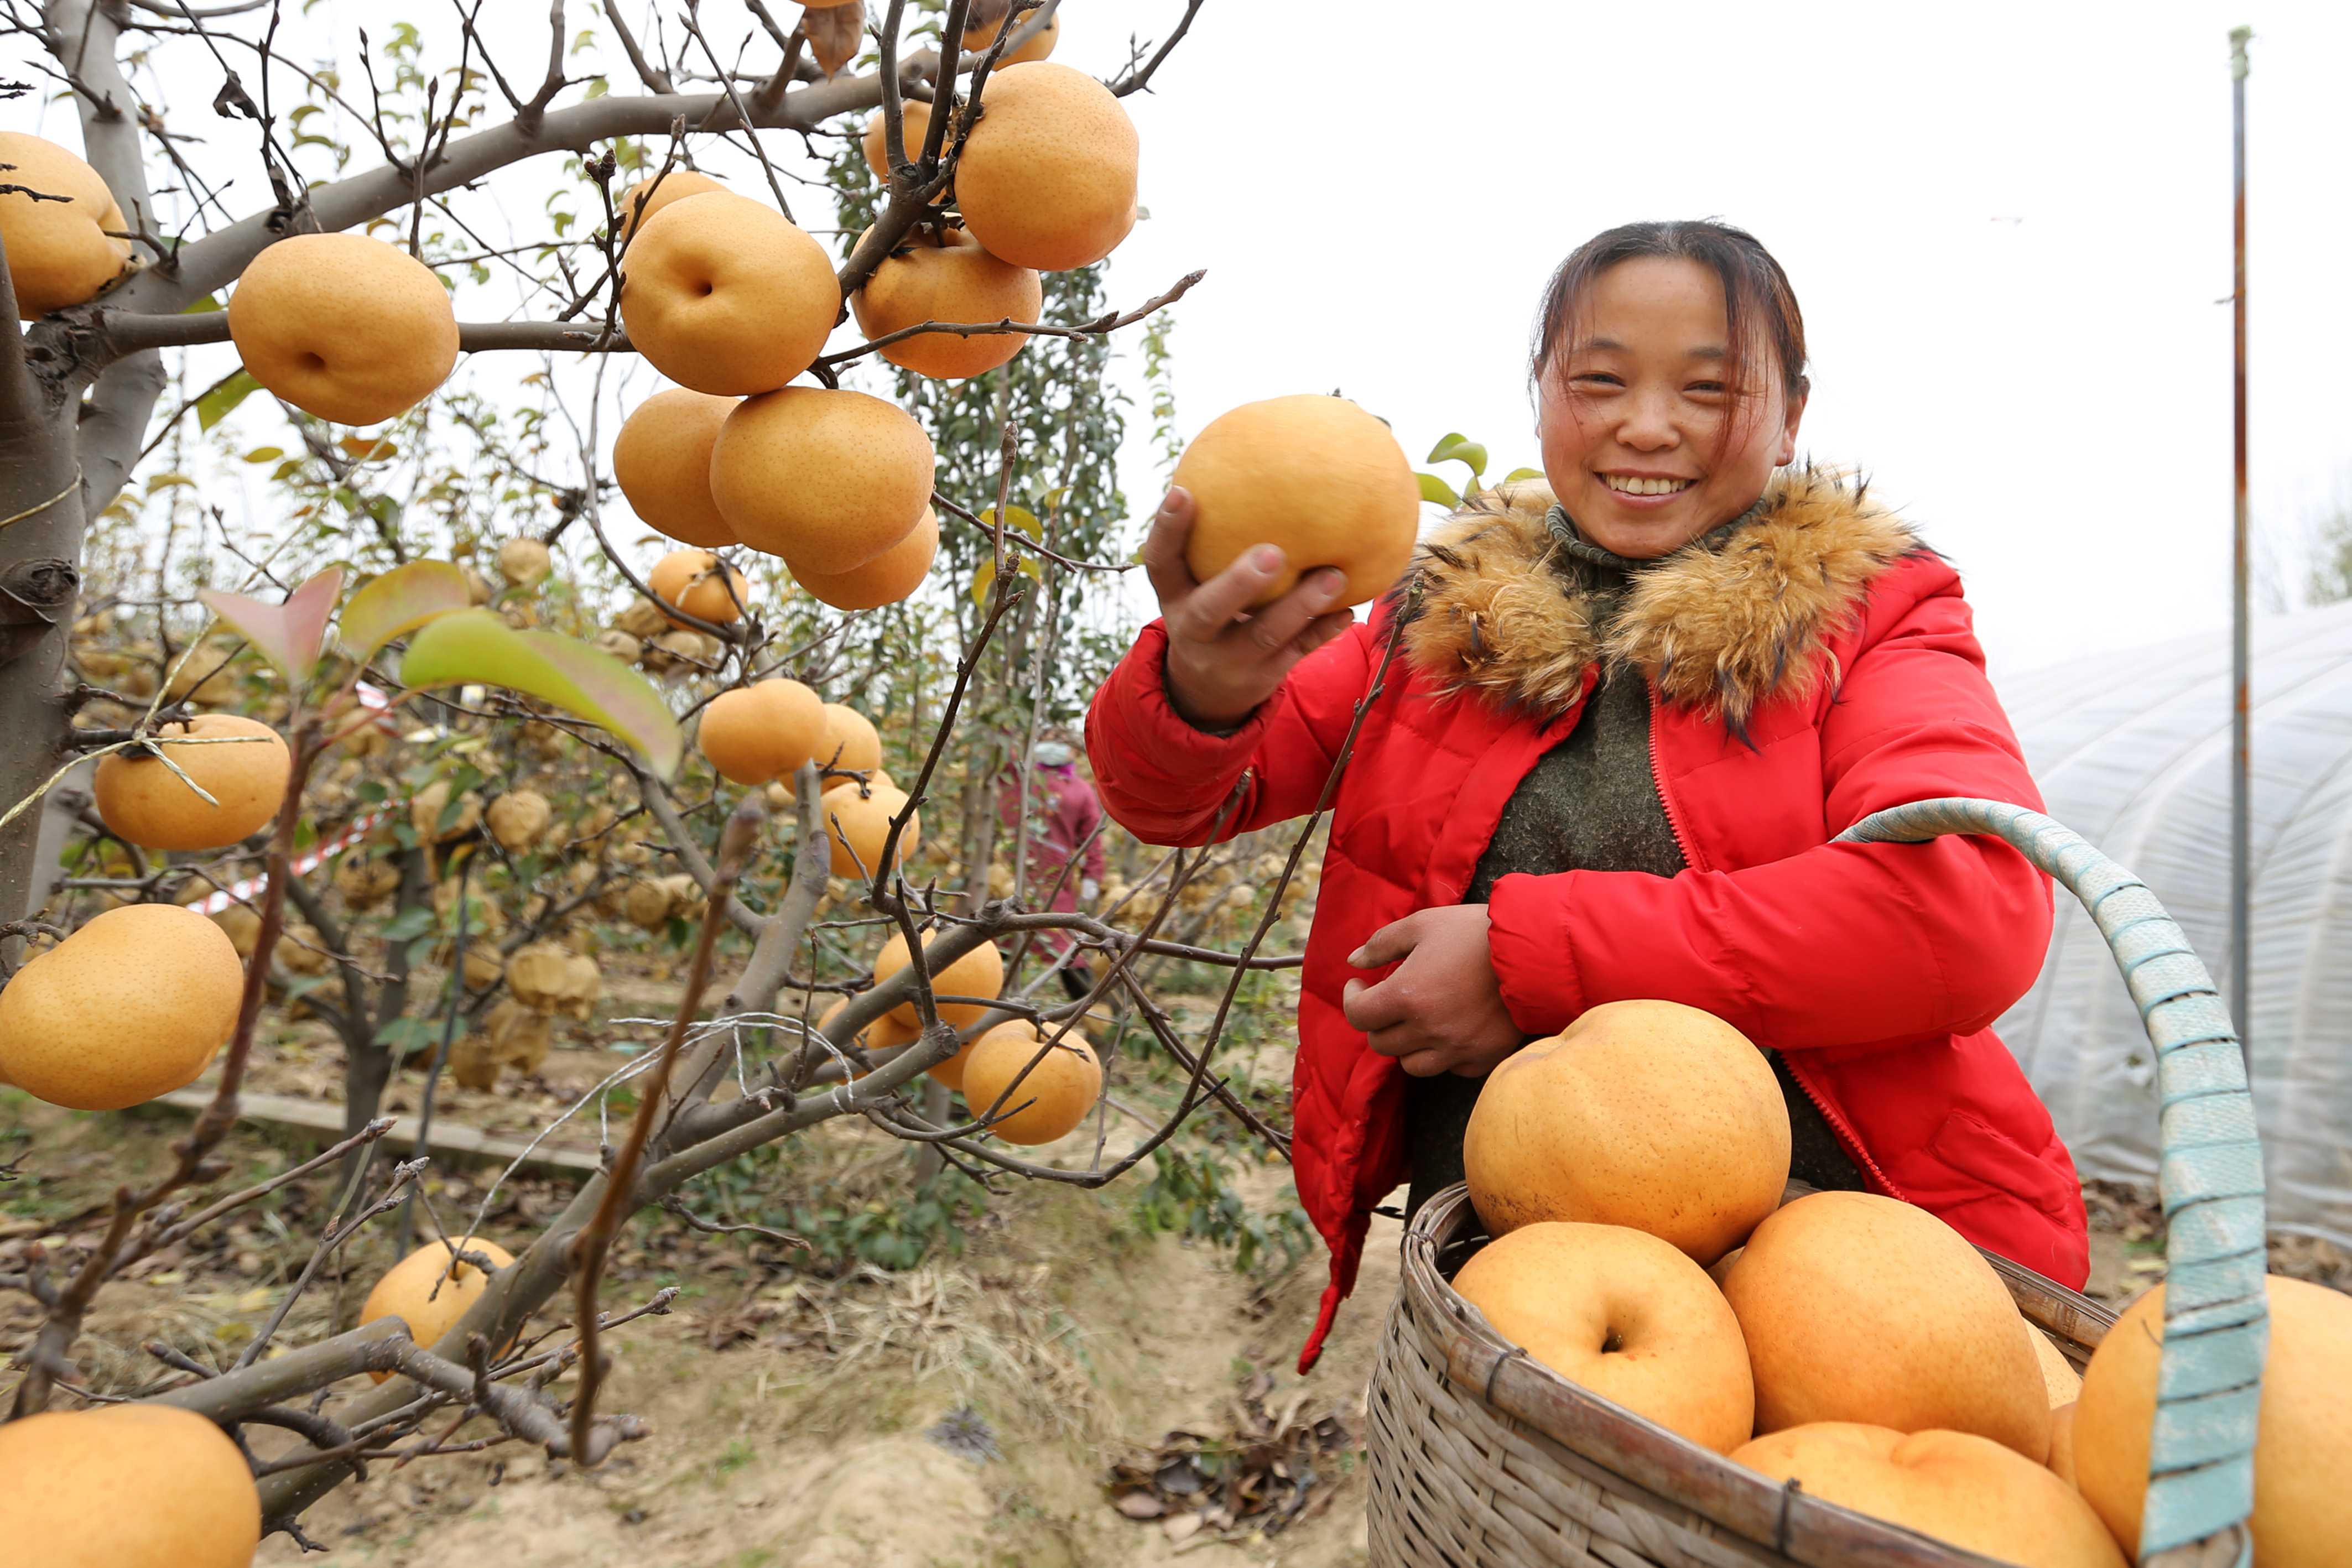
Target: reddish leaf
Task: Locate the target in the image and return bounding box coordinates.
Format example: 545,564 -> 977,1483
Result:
198,566 -> 344,685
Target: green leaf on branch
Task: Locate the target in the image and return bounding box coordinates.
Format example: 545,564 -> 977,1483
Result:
373,1014 -> 439,1052
1503,467 -> 1546,483
195,370 -> 262,431
399,610 -> 683,779
379,905 -> 435,943
199,566 -> 345,685
1425,434 -> 1489,476
1416,473 -> 1461,509
340,560 -> 473,660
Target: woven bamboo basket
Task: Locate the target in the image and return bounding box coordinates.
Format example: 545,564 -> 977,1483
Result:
1365,799 -> 2272,1568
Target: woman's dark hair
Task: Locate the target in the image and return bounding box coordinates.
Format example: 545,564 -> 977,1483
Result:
1529,220 -> 1810,411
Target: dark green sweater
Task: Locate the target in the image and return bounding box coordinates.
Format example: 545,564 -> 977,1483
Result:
1401,507 -> 1864,1212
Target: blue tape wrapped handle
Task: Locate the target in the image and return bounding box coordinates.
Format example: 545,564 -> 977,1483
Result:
1835,799 -> 2266,1566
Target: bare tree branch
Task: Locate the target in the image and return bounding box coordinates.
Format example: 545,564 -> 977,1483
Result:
1109,0 -> 1207,96
601,1 -> 674,95
47,0 -> 167,523
86,310 -> 637,357
819,268 -> 1205,371
98,64 -> 931,319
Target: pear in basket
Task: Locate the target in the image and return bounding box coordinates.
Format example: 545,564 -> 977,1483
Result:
1462,999 -> 1789,1264
2073,1277 -> 2352,1567
2048,1401 -> 2078,1486
1451,1221 -> 1755,1454
1719,1191 -> 2052,1462
1731,1423 -> 2124,1568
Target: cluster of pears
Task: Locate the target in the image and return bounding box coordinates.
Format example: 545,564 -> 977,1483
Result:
1445,1001 -> 2352,1568
0,715 -> 290,1112
814,929 -> 1100,1145
613,60 -> 1139,618
690,680 -> 915,879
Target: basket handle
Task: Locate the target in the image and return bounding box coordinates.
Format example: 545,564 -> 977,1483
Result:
1838,798 -> 2266,1566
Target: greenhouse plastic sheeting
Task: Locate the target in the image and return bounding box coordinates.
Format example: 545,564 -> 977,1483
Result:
1995,598 -> 2352,1247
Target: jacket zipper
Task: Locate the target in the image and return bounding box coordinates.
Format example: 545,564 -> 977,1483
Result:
1643,677 -> 1706,873
1642,680 -> 1902,1202
1782,1051 -> 1907,1201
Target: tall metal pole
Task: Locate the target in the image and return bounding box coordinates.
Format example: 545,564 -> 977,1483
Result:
2229,26 -> 2252,1062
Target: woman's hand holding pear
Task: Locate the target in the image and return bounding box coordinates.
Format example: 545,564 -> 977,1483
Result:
1142,487 -> 1356,731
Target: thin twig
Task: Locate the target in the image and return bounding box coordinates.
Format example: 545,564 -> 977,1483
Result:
565,795 -> 762,1466
1108,0 -> 1206,96
819,269 -> 1205,370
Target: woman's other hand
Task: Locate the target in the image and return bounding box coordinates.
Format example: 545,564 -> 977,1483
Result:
1342,906 -> 1525,1077
1142,486 -> 1357,730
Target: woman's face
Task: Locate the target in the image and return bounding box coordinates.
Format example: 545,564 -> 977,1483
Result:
1536,256 -> 1805,559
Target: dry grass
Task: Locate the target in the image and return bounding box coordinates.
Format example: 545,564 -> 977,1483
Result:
765,1260 -> 1112,1444
80,1275 -> 337,1393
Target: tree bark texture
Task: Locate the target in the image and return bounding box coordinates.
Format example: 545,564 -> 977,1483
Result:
1,3 -> 153,922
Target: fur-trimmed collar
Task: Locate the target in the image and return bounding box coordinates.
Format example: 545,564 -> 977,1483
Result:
1398,466 -> 1919,728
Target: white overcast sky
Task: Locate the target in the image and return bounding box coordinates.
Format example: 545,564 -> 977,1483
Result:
17,1 -> 2350,680
1084,0 -> 2352,678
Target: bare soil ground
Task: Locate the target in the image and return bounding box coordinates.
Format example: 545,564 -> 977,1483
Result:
7,980 -> 2348,1567
1,956 -> 1389,1568
239,1173 -> 1401,1568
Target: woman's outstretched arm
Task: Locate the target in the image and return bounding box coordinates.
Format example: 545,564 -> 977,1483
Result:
1085,487 -> 1375,846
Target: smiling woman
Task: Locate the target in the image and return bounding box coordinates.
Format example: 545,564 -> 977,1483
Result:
1533,223 -> 1810,560
1085,218 -> 2088,1373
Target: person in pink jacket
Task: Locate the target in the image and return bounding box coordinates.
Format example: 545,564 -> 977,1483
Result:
1001,739 -> 1109,1000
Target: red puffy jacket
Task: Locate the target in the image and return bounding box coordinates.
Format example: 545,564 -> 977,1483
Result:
1086,472 -> 2088,1372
